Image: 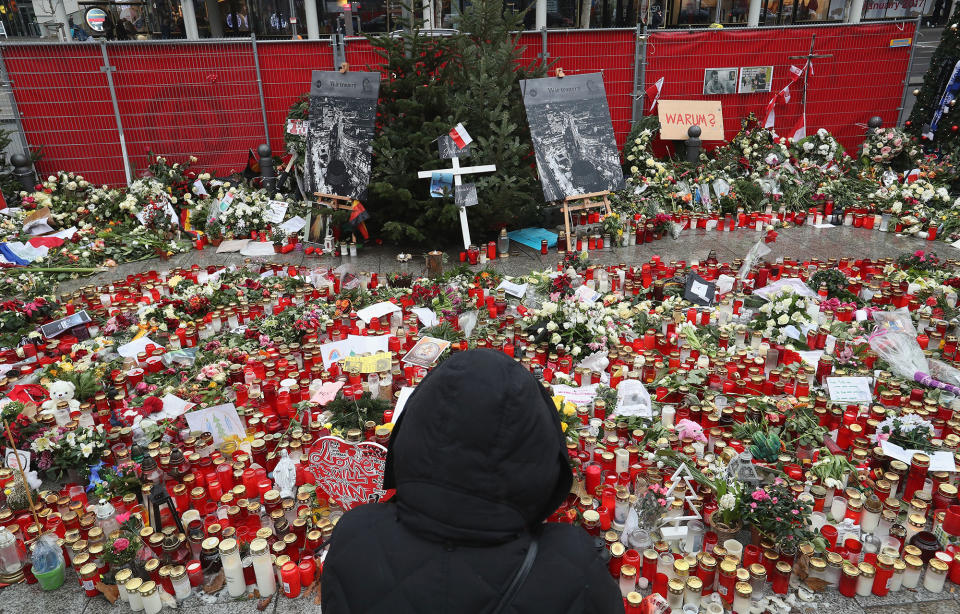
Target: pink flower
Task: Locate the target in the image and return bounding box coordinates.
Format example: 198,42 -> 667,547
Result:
791,509 -> 799,515
657,498 -> 667,506
116,511 -> 131,524
750,502 -> 757,509
113,537 -> 130,552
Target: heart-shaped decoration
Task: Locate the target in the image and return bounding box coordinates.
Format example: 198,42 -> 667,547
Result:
305,436 -> 389,510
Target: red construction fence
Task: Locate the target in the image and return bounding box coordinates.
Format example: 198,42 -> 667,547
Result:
0,21 -> 916,187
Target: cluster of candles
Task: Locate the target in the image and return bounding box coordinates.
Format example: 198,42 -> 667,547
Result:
4,244 -> 960,611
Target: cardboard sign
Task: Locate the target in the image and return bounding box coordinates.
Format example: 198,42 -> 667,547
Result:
684,273 -> 716,306
305,436 -> 390,510
4,448 -> 30,472
342,351 -> 392,374
41,310 -> 91,339
264,200 -> 288,224
184,403 -> 246,445
657,100 -> 724,141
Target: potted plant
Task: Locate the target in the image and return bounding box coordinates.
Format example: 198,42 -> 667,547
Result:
205,219 -> 224,246
742,479 -> 818,549
270,228 -> 288,253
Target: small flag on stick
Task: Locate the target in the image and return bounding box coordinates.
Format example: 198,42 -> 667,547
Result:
449,123 -> 473,149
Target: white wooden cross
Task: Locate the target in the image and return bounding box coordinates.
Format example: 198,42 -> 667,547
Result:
418,156 -> 496,250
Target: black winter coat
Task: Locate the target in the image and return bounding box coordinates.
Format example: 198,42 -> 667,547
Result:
321,349 -> 623,613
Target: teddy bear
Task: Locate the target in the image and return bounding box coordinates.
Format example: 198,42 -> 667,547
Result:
676,418 -> 707,443
40,380 -> 80,426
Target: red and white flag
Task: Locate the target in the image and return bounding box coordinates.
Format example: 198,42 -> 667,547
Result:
791,115 -> 807,141
904,168 -> 921,183
646,77 -> 664,112
449,123 -> 472,149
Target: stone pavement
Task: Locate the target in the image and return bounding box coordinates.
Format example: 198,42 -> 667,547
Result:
55,223 -> 941,297
9,224 -> 959,614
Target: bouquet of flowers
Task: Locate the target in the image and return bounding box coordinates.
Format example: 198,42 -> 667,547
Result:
793,128 -> 844,169
524,295 -> 628,358
861,126 -> 921,170
872,414 -> 935,451
742,478 -> 816,548
750,289 -> 817,346
31,423 -> 107,480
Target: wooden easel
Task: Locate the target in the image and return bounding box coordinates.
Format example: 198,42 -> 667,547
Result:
313,192 -> 359,244
561,190 -> 612,251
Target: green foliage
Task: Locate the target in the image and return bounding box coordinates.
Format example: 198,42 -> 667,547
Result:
366,0 -> 546,244
907,3 -> 960,156
807,269 -> 860,304
324,392 -> 391,433
749,431 -> 782,462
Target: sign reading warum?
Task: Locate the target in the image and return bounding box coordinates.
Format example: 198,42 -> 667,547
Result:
657,100 -> 725,141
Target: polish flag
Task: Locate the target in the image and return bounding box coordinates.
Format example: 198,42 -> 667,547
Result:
791,115 -> 807,141
646,77 -> 664,112
449,123 -> 472,149
904,168 -> 921,183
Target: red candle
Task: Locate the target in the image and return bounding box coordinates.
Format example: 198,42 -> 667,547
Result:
585,464 -> 601,495
281,562 -> 301,597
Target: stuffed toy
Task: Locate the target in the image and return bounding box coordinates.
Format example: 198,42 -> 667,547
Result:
676,418 -> 707,443
40,380 -> 79,425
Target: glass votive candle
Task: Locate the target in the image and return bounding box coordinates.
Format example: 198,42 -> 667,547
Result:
733,582 -> 753,614
831,496 -> 848,521
809,511 -> 827,531
620,564 -> 638,598
723,539 -> 743,562
923,559 -> 948,592
901,555 -> 922,588
856,562 -> 875,596
684,576 -> 702,608
658,552 -> 675,577
889,558 -> 906,592
667,578 -> 684,611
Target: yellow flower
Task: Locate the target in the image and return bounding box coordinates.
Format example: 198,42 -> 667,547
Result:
61,363 -> 74,372
552,395 -> 564,410
563,403 -> 576,417
561,422 -> 568,432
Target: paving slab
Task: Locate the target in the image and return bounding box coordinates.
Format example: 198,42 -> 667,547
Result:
855,584 -> 960,607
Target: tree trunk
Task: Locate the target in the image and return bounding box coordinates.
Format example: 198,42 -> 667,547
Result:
581,0 -> 592,28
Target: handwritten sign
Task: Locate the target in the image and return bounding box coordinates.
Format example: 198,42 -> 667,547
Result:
552,384 -> 599,407
343,351 -> 392,374
305,436 -> 389,510
4,448 -> 30,472
184,403 -> 246,445
309,381 -> 345,406
264,200 -> 288,224
826,377 -> 873,404
657,100 -> 724,141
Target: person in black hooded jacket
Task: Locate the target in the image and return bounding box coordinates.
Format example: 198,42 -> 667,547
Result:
321,348 -> 623,613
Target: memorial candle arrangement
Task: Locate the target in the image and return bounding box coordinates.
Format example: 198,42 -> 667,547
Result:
1,245 -> 960,613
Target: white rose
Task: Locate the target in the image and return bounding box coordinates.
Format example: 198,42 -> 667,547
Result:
777,314 -> 789,325
550,333 -> 561,345
546,321 -> 558,331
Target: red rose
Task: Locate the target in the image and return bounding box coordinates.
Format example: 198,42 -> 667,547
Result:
141,396 -> 163,414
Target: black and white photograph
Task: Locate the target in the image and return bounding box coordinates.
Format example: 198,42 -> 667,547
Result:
437,135 -> 471,159
520,72 -> 624,202
703,68 -> 738,95
738,66 -> 774,94
305,70 -> 381,200
455,183 -> 478,208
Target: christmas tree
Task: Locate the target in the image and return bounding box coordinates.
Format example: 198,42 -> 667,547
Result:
907,8 -> 960,157
366,0 -> 546,244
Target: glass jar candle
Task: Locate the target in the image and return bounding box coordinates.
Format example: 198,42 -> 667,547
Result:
732,582 -> 752,614
839,563 -> 860,597
862,495 -> 882,533
856,562 -> 875,596
619,564 -> 637,598
667,578 -> 684,611
219,538 -> 246,598
171,565 -> 191,601
902,555 -> 922,588
281,562 -> 301,598
923,559 -> 948,592
115,568 -> 133,604
125,577 -> 144,612
79,562 -> 100,597
831,496 -> 848,521
889,558 -> 905,592
872,554 -> 894,596
250,538 -> 276,597
138,581 -> 161,614
684,576 -> 702,608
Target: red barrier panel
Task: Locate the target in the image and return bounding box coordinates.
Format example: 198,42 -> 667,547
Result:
109,42 -> 265,178
4,44 -> 125,186
644,22 -> 915,153
259,41 -> 334,156
0,23 -> 914,186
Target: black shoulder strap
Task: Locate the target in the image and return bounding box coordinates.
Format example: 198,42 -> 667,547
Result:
489,532 -> 540,614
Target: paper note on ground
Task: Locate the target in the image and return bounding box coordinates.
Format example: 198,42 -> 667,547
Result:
826,376 -> 873,403
497,280 -> 528,298
240,241 -> 276,257
356,301 -> 401,323
159,394 -> 195,420
412,307 -> 439,327
880,440 -> 957,472
552,384 -> 598,407
217,239 -> 249,253
310,381 -> 345,405
184,403 -> 246,445
118,336 -> 158,359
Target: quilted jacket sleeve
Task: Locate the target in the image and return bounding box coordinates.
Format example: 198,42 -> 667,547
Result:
585,549 -> 625,614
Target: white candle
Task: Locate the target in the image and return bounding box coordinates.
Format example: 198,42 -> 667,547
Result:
923,560 -> 948,592
125,578 -> 144,611
220,538 -> 247,597
902,557 -> 921,589
250,538 -> 276,597
830,496 -> 847,521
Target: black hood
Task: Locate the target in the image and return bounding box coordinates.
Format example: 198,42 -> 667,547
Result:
383,349 -> 572,545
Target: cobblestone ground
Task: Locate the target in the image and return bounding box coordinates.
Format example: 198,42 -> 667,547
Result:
8,224 -> 959,613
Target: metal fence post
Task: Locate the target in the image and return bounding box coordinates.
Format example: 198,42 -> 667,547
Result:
0,46 -> 31,156
631,23 -> 646,127
896,15 -> 922,127
539,26 -> 549,70
332,34 -> 346,70
99,41 -> 132,186
251,34 -> 271,146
